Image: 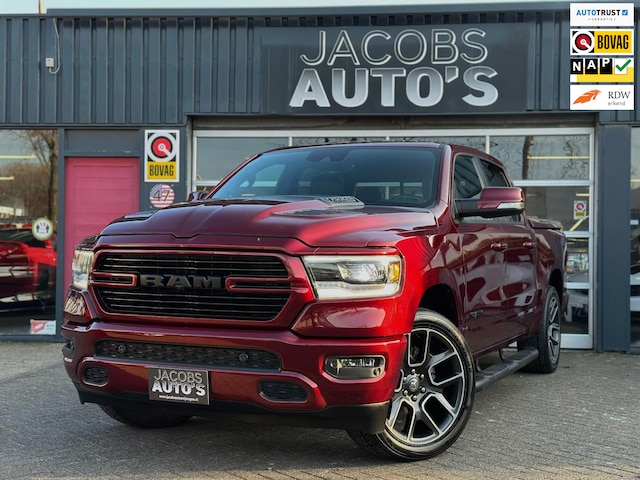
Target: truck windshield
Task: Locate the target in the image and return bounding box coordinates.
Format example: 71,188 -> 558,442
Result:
211,145 -> 442,208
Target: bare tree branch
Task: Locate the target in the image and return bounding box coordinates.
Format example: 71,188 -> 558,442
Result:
1,130 -> 58,221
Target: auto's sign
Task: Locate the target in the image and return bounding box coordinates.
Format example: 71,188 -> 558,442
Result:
260,24 -> 531,115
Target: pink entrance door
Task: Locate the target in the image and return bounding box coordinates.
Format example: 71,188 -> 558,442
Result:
63,157 -> 140,290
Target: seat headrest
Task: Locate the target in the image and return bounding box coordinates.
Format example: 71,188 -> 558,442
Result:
310,173 -> 345,195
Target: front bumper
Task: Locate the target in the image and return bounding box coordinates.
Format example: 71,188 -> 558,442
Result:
62,321 -> 406,434
72,381 -> 390,432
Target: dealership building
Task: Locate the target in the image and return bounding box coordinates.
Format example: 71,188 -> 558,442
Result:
0,1 -> 638,353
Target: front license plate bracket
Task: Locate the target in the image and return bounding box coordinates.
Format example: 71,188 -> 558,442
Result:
148,367 -> 210,405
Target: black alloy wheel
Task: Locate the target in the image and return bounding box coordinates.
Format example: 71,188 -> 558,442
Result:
348,308 -> 475,461
518,286 -> 561,374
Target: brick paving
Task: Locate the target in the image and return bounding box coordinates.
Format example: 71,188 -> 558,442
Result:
1,342 -> 639,480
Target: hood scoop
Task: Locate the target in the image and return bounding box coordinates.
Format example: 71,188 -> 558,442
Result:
278,196 -> 365,216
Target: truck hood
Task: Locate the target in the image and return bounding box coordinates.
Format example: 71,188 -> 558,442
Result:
100,196 -> 438,248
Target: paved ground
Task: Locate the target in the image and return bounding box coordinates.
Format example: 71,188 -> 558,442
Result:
1,342 -> 639,480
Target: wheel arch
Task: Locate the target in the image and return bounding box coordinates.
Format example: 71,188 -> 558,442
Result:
548,267 -> 566,320
418,283 -> 459,329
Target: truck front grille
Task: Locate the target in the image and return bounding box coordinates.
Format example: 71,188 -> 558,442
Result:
94,340 -> 282,371
93,251 -> 291,320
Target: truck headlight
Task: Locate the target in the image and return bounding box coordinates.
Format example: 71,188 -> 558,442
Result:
71,249 -> 94,290
302,255 -> 402,299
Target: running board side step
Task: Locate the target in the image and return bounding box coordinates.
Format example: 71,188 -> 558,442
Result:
474,347 -> 539,392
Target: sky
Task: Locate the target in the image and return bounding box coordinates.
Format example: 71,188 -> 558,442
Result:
0,0 -> 572,15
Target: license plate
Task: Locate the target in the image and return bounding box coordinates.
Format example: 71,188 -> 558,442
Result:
148,367 -> 210,405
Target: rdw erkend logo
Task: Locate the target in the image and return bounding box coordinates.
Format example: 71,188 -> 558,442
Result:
573,89 -> 601,105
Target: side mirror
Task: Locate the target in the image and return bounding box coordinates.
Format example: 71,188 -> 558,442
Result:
455,187 -> 525,219
188,191 -> 208,202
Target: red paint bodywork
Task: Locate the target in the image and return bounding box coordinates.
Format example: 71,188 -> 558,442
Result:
62,143 -> 566,431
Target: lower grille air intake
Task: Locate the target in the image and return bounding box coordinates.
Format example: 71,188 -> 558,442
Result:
259,380 -> 308,402
94,340 -> 282,372
83,365 -> 109,386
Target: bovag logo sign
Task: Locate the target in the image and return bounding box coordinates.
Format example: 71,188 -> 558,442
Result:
570,29 -> 634,55
144,130 -> 180,182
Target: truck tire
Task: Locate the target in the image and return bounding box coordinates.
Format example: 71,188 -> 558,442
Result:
518,286 -> 561,374
99,404 -> 191,428
348,308 -> 475,461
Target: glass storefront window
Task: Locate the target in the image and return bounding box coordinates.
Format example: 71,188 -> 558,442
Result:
195,137 -> 288,185
0,130 -> 58,336
521,186 -> 590,232
389,136 -> 486,151
565,237 -> 590,335
489,135 -> 590,181
292,136 -> 385,146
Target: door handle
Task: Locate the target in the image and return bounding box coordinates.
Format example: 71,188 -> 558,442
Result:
491,242 -> 508,251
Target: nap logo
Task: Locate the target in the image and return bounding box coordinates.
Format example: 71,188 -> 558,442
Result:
145,130 -> 179,182
570,29 -> 633,55
570,57 -> 634,82
570,57 -> 613,74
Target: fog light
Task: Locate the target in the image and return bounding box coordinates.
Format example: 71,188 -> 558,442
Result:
324,356 -> 385,379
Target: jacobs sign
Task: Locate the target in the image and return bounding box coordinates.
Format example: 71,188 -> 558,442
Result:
260,24 -> 531,115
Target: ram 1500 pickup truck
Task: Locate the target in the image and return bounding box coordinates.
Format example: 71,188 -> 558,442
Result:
62,142 -> 566,461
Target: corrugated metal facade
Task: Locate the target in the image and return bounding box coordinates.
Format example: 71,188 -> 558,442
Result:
0,7 -> 635,126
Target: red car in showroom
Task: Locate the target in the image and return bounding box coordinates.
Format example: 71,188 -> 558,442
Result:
0,222 -> 57,307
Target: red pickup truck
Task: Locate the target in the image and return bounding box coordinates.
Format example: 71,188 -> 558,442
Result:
62,142 -> 566,461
